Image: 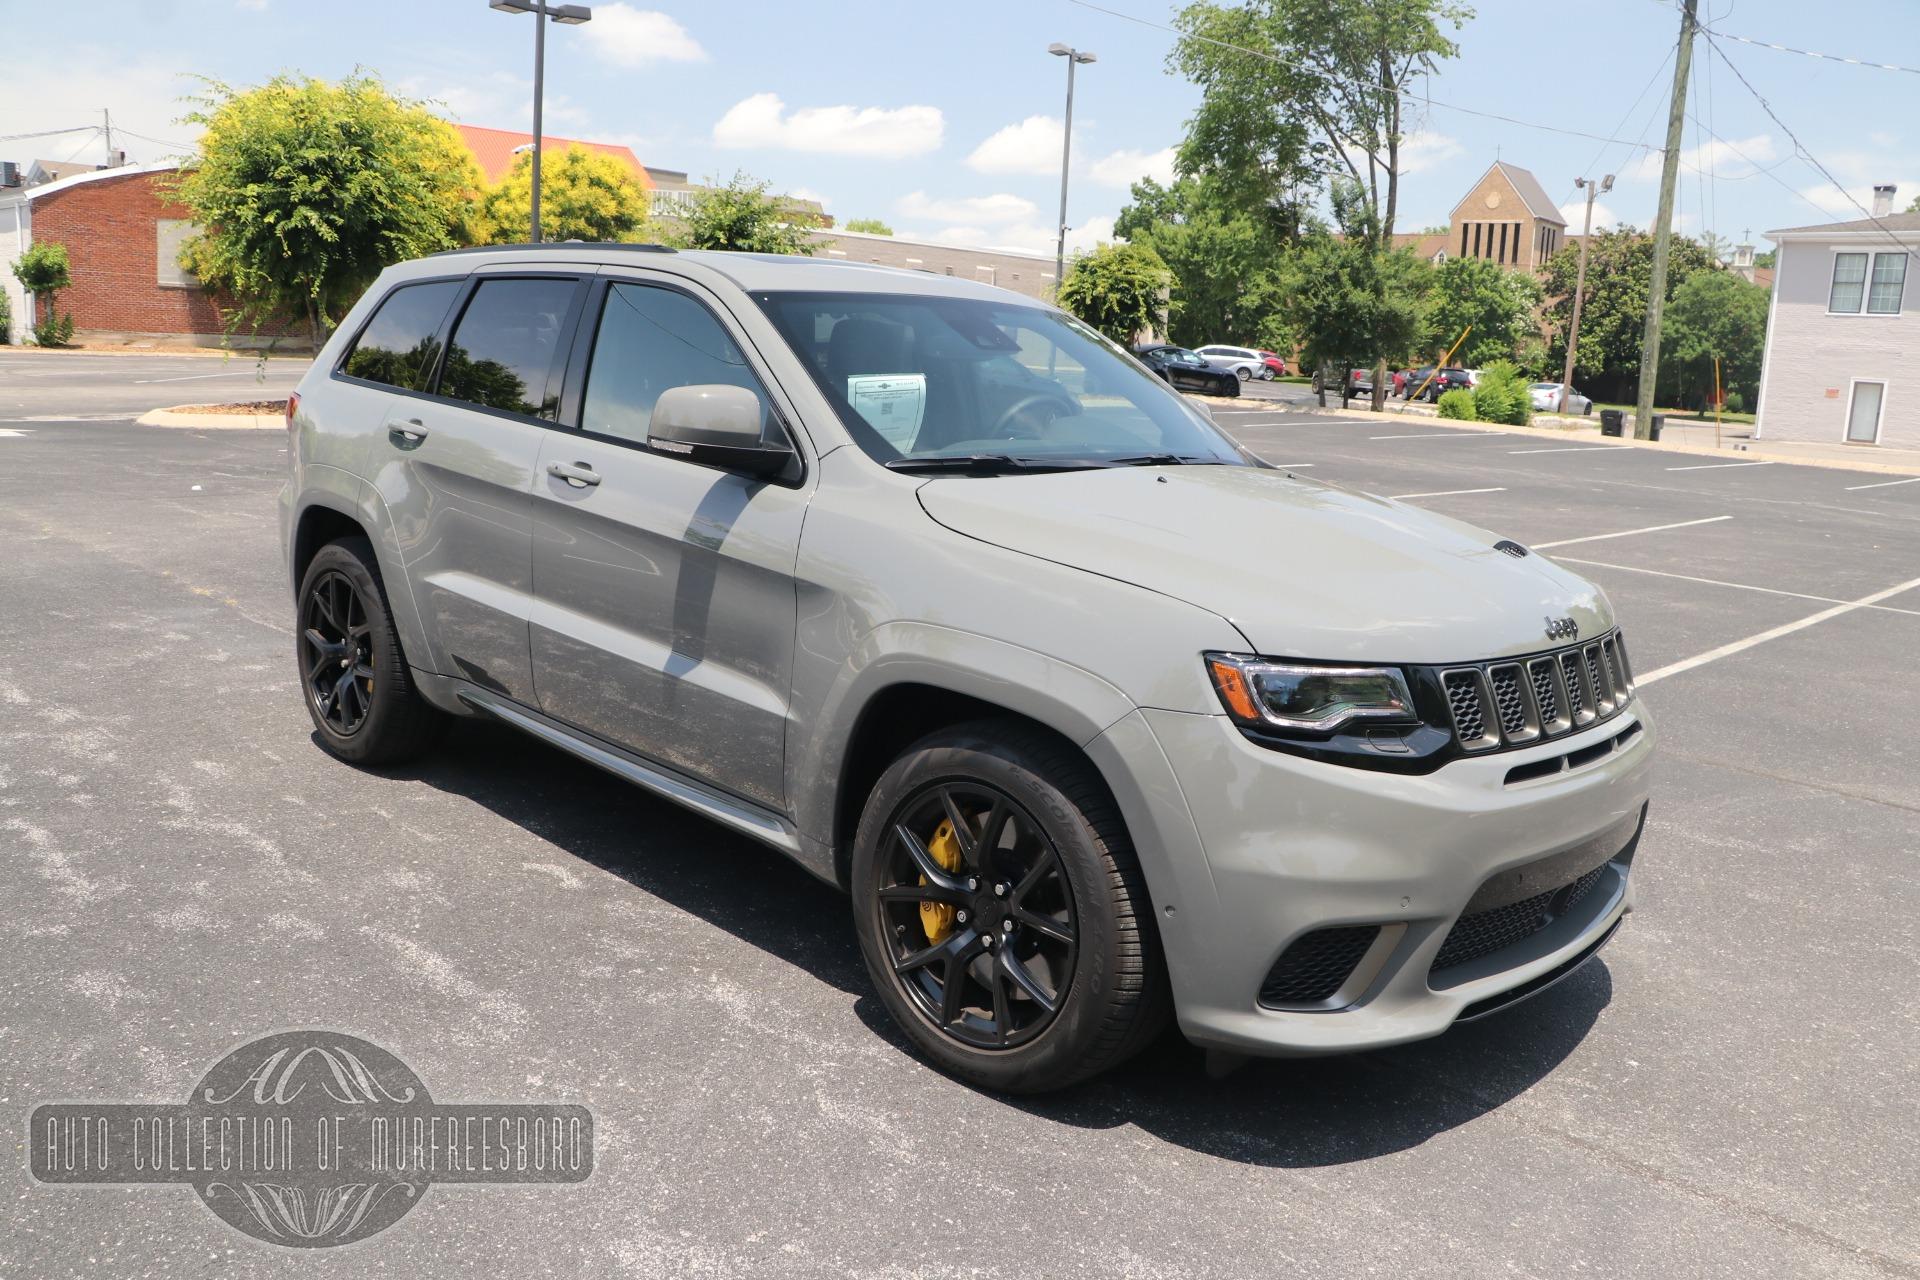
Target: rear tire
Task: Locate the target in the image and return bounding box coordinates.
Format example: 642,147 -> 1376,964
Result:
296,537 -> 444,766
850,720 -> 1170,1092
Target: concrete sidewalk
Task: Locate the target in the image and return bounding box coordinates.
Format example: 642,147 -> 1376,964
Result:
1261,398 -> 1920,477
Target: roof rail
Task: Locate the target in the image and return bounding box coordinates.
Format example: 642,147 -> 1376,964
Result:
425,241 -> 678,259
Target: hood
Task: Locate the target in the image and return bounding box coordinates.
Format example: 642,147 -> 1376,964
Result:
916,465 -> 1610,664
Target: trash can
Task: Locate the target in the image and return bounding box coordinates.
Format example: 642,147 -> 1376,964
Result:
1599,409 -> 1625,437
1648,414 -> 1664,442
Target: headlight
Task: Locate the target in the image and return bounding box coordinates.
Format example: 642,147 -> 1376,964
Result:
1204,654 -> 1417,734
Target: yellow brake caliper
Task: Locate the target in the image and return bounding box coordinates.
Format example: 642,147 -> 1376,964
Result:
919,816 -> 968,943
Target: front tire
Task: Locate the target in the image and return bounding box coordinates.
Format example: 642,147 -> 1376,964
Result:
850,720 -> 1170,1092
296,537 -> 444,765
1235,366 -> 1251,382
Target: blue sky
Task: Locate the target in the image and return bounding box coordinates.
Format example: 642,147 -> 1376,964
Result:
5,0 -> 1916,253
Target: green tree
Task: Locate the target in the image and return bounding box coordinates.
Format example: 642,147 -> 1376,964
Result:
1057,242 -> 1172,344
11,242 -> 75,346
1664,270 -> 1770,409
671,172 -> 819,255
172,74 -> 482,348
1422,254 -> 1543,369
473,146 -> 651,246
1171,0 -> 1472,249
1274,233 -> 1428,405
1470,359 -> 1531,425
843,217 -> 894,235
1542,228 -> 1713,402
1115,176 -> 1286,348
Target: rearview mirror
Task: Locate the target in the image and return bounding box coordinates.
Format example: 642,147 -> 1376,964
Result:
649,384 -> 797,481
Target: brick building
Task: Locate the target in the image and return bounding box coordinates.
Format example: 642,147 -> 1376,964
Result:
0,163 -> 296,348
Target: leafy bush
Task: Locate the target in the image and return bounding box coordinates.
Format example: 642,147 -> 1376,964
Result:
11,242 -> 75,346
1059,242 -> 1171,345
1471,360 -> 1532,426
1723,390 -> 1745,414
1436,388 -> 1476,420
0,288 -> 10,343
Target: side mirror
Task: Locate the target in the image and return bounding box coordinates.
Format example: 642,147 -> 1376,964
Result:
649,384 -> 797,481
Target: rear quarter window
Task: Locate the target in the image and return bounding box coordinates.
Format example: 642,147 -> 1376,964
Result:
340,280 -> 462,391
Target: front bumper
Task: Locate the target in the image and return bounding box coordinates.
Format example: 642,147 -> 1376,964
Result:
1089,701 -> 1654,1056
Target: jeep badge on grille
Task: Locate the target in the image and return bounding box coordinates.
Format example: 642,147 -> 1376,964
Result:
1544,616 -> 1578,642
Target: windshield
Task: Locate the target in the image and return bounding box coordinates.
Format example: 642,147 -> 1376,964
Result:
752,291 -> 1250,469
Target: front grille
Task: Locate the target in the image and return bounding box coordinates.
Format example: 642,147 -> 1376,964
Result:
1259,925 -> 1380,1006
1431,861 -> 1611,973
1440,631 -> 1633,754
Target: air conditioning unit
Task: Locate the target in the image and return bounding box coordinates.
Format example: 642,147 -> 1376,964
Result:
0,162 -> 20,188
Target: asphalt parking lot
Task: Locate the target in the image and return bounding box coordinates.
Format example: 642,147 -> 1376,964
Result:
2,352 -> 1916,1278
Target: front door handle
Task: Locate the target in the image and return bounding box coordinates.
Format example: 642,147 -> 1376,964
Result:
546,461 -> 601,489
389,419 -> 429,445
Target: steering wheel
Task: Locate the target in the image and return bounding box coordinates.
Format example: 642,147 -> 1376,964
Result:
990,393 -> 1065,439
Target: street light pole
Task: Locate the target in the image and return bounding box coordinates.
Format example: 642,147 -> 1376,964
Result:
1048,43 -> 1095,297
488,0 -> 594,244
1558,173 -> 1612,414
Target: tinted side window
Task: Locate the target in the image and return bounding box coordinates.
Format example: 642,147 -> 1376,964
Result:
439,277 -> 579,418
581,282 -> 769,446
341,280 -> 461,390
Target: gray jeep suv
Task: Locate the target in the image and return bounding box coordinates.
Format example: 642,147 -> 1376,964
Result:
281,245 -> 1653,1092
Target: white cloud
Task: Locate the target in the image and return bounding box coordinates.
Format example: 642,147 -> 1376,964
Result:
584,5 -> 707,66
1559,199 -> 1624,231
894,214 -> 1116,258
713,93 -> 942,158
1090,146 -> 1176,188
787,186 -> 829,208
895,191 -> 1037,225
1394,129 -> 1465,175
1794,177 -> 1918,219
967,116 -> 1065,175
1626,133 -> 1776,182
1,51 -> 200,166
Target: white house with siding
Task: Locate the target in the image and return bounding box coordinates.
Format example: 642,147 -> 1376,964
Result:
1754,186 -> 1919,448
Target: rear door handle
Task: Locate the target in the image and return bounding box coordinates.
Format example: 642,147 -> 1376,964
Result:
388,418 -> 428,445
546,461 -> 601,489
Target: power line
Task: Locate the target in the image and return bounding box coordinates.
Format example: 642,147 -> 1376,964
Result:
1705,34 -> 1914,249
1062,0 -> 1669,150
0,126 -> 101,142
1704,27 -> 1920,76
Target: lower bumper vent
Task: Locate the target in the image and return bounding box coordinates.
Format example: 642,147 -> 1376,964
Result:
1431,862 -> 1609,974
1259,925 -> 1380,1006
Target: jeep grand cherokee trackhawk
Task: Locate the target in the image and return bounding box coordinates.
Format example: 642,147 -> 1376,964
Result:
281,245 -> 1653,1092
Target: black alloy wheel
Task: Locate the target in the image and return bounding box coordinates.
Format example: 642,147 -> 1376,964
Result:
300,569 -> 375,736
874,782 -> 1078,1050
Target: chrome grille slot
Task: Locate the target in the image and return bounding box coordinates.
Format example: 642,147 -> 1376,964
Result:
1487,663 -> 1537,743
1559,650 -> 1593,724
1606,633 -> 1634,696
1528,656 -> 1570,735
1442,669 -> 1500,750
1584,643 -> 1613,715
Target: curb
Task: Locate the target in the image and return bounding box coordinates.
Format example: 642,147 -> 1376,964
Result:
1225,400 -> 1920,478
137,407 -> 284,430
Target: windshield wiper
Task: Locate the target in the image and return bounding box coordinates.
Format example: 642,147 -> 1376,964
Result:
884,454 -> 1091,474
1104,453 -> 1216,467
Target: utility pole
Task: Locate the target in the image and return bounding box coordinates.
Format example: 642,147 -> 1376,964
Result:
1048,43 -> 1096,297
488,1 -> 594,243
1632,0 -> 1698,439
1559,173 -> 1612,414
102,110 -> 114,167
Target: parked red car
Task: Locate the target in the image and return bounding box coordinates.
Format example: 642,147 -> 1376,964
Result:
1258,350 -> 1288,377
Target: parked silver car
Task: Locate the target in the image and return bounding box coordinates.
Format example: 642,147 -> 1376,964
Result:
1193,344 -> 1271,381
1531,382 -> 1595,415
282,246 -> 1653,1091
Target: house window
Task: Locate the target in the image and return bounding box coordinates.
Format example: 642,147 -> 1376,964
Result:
1832,252 -> 1908,314
1460,224 -> 1469,257
156,219 -> 200,288
1867,253 -> 1908,314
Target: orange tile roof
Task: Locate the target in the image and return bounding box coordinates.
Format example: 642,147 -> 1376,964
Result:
454,124 -> 650,186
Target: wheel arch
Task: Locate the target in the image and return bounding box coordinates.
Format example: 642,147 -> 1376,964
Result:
288,479 -> 435,689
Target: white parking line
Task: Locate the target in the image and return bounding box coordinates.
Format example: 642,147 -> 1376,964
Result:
1665,460 -> 1777,472
1368,431 -> 1505,441
132,371 -> 257,384
1559,557 -> 1920,618
1844,476 -> 1920,491
1531,515 -> 1731,549
1507,445 -> 1626,455
1268,462 -> 1317,468
1388,487 -> 1507,500
1638,574 -> 1920,686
